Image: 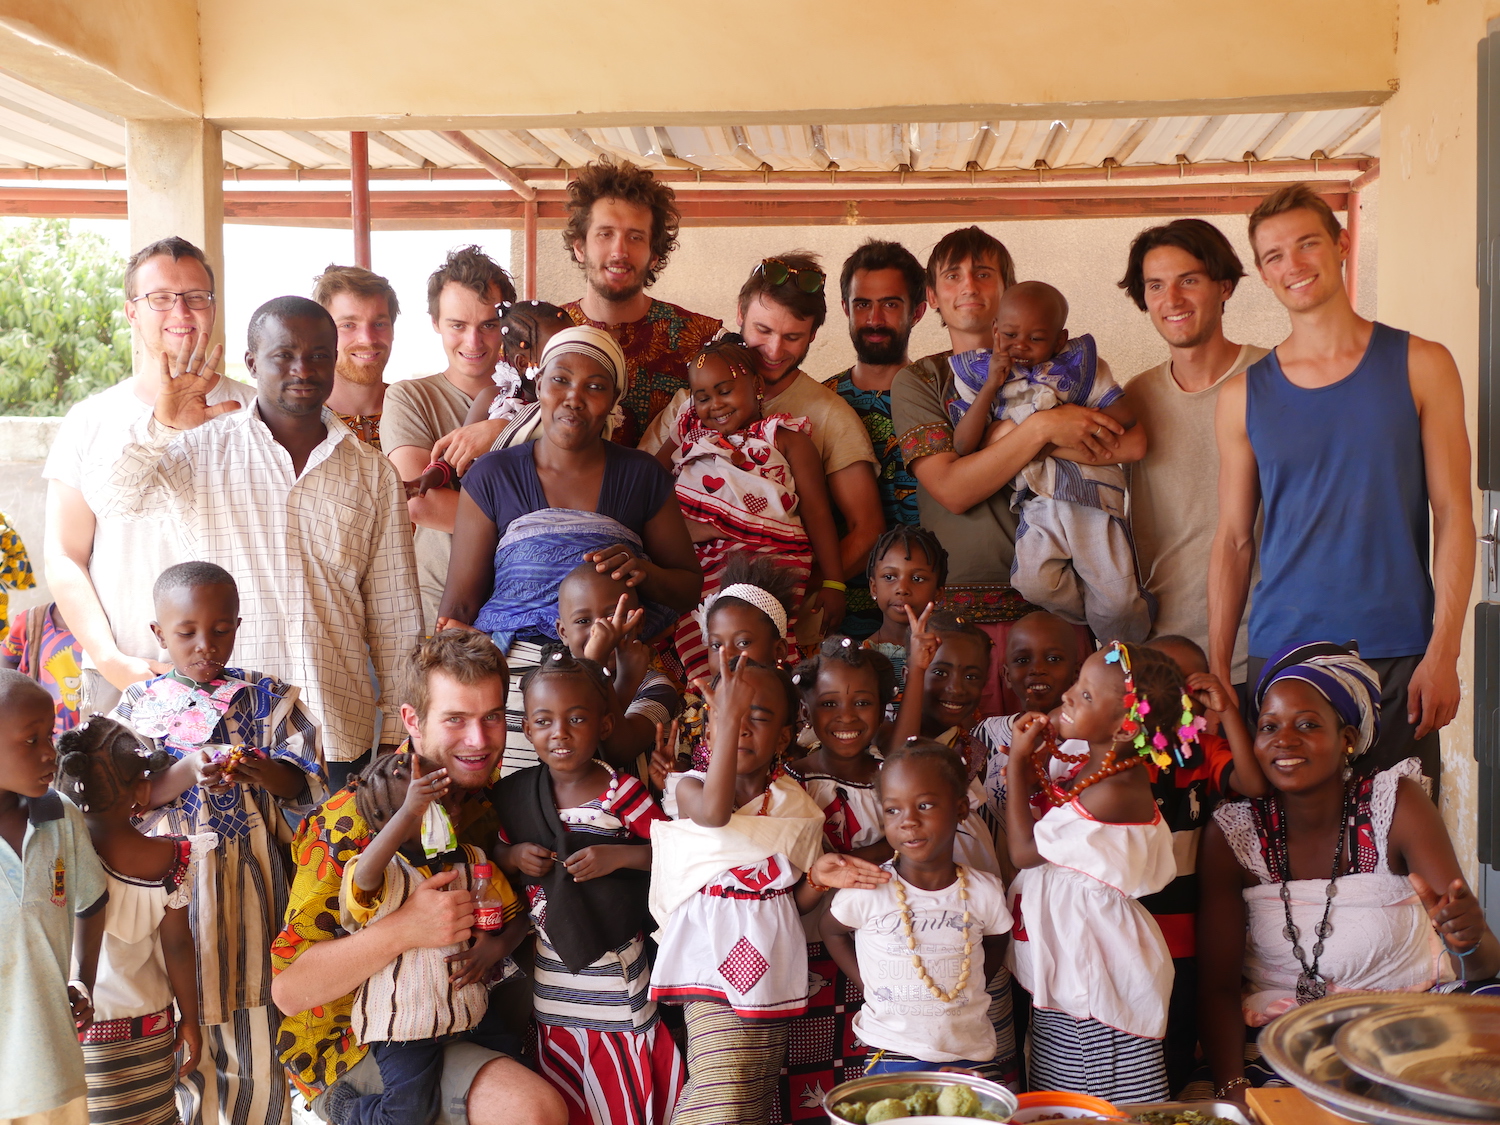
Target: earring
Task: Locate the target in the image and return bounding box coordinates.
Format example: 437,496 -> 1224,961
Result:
1341,753 -> 1354,783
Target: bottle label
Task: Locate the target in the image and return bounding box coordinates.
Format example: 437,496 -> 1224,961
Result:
474,904 -> 504,931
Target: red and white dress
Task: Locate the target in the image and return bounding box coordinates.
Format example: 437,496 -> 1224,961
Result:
526,773 -> 683,1125
670,410 -> 814,680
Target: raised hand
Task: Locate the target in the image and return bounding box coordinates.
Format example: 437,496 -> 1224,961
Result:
584,594 -> 646,663
649,720 -> 679,791
154,331 -> 235,431
904,603 -> 941,674
808,852 -> 891,890
399,753 -> 450,820
1410,872 -> 1487,954
710,646 -> 759,726
1008,711 -> 1052,765
1186,671 -> 1234,716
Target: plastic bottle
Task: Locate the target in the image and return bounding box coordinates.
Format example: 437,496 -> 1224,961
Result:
471,862 -> 506,931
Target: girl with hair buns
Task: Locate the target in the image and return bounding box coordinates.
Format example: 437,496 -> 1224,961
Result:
1006,641 -> 1194,1102
57,715 -> 213,1125
1198,642 -> 1500,1102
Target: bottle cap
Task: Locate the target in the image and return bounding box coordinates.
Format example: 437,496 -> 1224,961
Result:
473,862 -> 493,878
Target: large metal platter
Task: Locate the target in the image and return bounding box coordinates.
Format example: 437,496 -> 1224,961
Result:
1119,1101 -> 1256,1125
822,1071 -> 1019,1123
1334,998 -> 1500,1119
1258,993 -> 1488,1124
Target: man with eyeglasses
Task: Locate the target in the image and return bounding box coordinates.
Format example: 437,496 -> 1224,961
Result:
43,236 -> 254,714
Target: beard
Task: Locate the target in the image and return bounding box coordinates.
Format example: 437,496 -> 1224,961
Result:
335,353 -> 388,386
586,258 -> 647,305
852,325 -> 911,365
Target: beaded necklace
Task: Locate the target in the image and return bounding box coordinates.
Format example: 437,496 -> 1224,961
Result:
892,864 -> 973,1002
1031,730 -> 1142,807
558,763 -> 620,827
1264,782 -> 1356,1004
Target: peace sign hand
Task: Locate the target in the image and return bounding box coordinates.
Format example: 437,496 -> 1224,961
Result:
904,604 -> 941,675
154,331 -> 236,431
583,594 -> 646,663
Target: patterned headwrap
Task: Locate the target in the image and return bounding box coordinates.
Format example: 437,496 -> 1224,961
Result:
518,325 -> 629,441
1253,641 -> 1382,757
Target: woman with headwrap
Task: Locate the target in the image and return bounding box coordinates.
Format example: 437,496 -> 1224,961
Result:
438,326 -> 702,774
1197,641 -> 1499,1102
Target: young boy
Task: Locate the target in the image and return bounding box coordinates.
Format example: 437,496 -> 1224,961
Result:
948,281 -> 1152,643
0,670 -> 108,1125
112,561 -> 326,1125
554,560 -> 682,771
3,602 -> 85,738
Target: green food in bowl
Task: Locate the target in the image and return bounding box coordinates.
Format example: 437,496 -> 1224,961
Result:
937,1084 -> 982,1118
832,1103 -> 868,1124
866,1098 -> 910,1122
904,1090 -> 939,1116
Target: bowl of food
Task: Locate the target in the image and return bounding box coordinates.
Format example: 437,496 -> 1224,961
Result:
1011,1091 -> 1125,1121
823,1071 -> 1019,1123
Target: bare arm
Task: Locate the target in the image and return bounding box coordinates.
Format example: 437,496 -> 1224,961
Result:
820,914 -> 863,990
826,461 -> 886,582
675,654 -> 754,827
160,904 -> 202,1075
1197,819 -> 1250,1096
1406,336 -> 1474,737
1048,397 -> 1147,466
1004,713 -> 1050,869
633,497 -> 705,613
390,444 -> 460,534
462,385 -> 500,426
1206,374 -> 1259,685
953,364 -> 1008,457
1187,672 -> 1268,799
780,429 -> 848,626
437,490 -> 500,626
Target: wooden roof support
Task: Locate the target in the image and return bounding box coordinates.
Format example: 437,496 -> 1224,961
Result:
437,131 -> 536,200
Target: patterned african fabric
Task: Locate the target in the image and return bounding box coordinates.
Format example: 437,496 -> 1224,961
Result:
331,411 -> 380,450
80,1012 -> 180,1125
114,670 -> 325,1027
0,509 -> 35,627
270,769 -> 503,1097
97,408 -> 421,763
563,298 -> 722,447
673,1000 -> 788,1125
1027,1008 -> 1169,1103
176,1005 -> 289,1125
3,604 -> 83,737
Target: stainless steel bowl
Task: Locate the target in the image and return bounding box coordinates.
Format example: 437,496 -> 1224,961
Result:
823,1070 -> 1020,1123
1334,997 -> 1500,1119
1257,992 -> 1483,1124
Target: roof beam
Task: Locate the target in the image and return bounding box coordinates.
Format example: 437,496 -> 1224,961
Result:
437,130 -> 536,200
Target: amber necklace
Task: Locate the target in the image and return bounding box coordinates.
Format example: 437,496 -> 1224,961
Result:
892,864 -> 973,1002
1032,730 -> 1141,807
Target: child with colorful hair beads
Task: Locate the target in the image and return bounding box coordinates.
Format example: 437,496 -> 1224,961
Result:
823,739 -> 1013,1082
1005,641 -> 1194,1102
779,637 -> 898,1114
860,525 -> 948,704
649,652 -> 887,1125
491,650 -> 682,1125
111,562 -> 326,1125
57,715 -> 210,1125
656,334 -> 847,680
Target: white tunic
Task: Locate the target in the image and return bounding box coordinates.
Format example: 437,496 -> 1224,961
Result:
1007,800 -> 1175,1039
1214,758 -> 1452,1025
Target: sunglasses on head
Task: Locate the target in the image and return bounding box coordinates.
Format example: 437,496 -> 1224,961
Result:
756,257 -> 825,294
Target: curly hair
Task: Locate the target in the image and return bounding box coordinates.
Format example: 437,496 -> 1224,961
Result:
878,736 -> 968,801
56,715 -> 172,814
522,646 -> 614,712
791,636 -> 898,708
426,245 -> 516,319
312,263 -> 401,320
499,300 -> 573,373
839,239 -> 926,309
563,159 -> 681,288
402,630 -> 509,723
866,524 -> 949,589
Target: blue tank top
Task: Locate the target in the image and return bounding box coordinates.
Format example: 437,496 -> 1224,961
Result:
1246,322 -> 1432,659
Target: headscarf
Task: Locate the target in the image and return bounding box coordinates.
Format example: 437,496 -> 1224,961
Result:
498,325 -> 629,447
1252,641 -> 1382,757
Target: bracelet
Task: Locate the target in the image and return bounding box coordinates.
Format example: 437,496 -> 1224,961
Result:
805,872 -> 830,892
422,460 -> 454,489
1215,1077 -> 1251,1098
821,580 -> 847,592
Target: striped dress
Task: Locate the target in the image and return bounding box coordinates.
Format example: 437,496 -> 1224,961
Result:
523,773 -> 684,1125
670,410 -> 814,682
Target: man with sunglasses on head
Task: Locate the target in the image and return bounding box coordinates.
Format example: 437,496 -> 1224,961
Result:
42,236 -> 254,714
642,251 -> 885,635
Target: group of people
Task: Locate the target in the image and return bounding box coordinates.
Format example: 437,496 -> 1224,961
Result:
4,156 -> 1496,1125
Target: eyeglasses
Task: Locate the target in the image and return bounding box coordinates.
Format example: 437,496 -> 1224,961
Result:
130,290 -> 215,312
756,258 -> 825,294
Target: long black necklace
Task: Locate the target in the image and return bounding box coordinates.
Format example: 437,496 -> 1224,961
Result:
1266,783 -> 1355,1004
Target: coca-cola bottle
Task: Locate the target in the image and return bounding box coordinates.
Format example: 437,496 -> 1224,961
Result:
471,863 -> 506,932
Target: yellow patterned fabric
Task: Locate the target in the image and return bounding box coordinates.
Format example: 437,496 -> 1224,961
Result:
0,513 -> 36,627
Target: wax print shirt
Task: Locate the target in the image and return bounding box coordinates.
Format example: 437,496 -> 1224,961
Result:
0,510 -> 34,627
831,862 -> 1011,1063
0,790 -> 108,1119
4,605 -> 83,736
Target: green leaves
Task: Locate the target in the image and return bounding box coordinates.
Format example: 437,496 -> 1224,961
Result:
0,219 -> 130,415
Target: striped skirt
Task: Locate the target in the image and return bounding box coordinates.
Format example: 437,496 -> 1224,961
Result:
81,1009 -> 179,1125
500,640 -> 545,776
673,1001 -> 790,1125
1027,1007 -> 1168,1103
536,1022 -> 684,1125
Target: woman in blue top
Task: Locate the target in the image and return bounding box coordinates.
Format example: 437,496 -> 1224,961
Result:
439,326 -> 702,774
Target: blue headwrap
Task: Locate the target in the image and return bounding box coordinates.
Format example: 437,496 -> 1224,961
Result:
1252,641 -> 1382,757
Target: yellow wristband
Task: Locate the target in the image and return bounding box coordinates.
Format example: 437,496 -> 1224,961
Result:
821,580 -> 847,591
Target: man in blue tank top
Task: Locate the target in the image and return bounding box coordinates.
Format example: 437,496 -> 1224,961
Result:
1207,183 -> 1473,786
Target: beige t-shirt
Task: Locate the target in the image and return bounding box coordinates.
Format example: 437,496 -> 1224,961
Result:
381,373 -> 475,631
1126,344 -> 1269,683
639,371 -> 877,477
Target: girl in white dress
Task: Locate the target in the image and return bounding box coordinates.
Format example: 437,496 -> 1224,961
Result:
58,716 -> 211,1125
1006,641 -> 1199,1102
649,653 -> 886,1125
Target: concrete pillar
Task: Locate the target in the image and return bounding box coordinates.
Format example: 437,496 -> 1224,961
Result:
125,119 -> 225,352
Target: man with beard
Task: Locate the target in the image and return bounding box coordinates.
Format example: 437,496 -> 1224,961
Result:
97,296 -> 421,789
829,240 -> 928,637
561,159 -> 720,445
383,247 -> 515,630
271,630 -> 567,1125
1118,220 -> 1267,691
314,264 -> 401,449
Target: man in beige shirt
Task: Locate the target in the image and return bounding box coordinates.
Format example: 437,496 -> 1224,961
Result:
1119,219 -> 1268,687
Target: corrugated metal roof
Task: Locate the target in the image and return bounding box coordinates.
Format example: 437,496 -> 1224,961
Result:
0,69 -> 1380,175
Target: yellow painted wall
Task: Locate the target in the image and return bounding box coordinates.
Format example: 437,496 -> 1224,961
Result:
197,0 -> 1398,128
0,0 -> 200,116
1378,0 -> 1485,875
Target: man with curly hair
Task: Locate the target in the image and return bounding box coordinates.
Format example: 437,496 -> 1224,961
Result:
561,159 -> 720,446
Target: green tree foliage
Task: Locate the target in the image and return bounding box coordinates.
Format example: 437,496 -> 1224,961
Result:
0,219 -> 131,415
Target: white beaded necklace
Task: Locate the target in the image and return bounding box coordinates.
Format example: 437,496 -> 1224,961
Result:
892,864 -> 973,1003
559,763 -> 620,827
